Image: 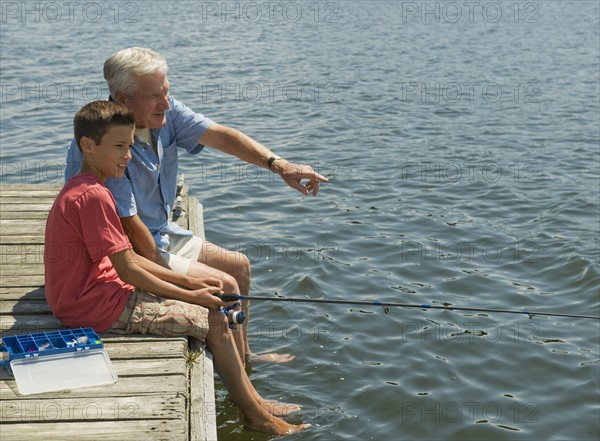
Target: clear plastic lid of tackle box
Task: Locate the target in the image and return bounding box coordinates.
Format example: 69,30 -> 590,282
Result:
0,328 -> 117,395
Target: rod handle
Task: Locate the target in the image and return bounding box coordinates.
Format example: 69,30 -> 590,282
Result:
219,293 -> 242,302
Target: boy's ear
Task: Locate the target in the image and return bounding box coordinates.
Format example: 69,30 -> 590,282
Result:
79,136 -> 95,153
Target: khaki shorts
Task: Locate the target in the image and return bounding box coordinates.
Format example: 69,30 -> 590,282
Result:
159,233 -> 203,275
108,289 -> 209,341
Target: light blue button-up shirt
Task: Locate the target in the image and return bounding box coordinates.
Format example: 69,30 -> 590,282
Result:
65,96 -> 215,248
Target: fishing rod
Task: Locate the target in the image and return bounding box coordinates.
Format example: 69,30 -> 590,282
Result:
217,293 -> 600,321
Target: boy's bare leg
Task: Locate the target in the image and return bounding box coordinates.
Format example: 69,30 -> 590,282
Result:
198,241 -> 294,364
199,241 -> 251,355
205,310 -> 309,435
186,260 -> 246,364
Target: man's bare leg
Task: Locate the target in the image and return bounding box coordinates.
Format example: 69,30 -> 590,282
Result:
198,241 -> 294,364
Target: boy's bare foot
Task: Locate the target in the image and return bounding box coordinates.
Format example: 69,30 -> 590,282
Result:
244,418 -> 311,436
241,403 -> 311,435
262,400 -> 302,416
248,352 -> 295,363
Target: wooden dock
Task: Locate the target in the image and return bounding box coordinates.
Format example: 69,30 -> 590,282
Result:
0,183 -> 217,440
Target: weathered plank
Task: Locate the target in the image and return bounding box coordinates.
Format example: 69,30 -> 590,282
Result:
0,191 -> 61,198
0,286 -> 46,300
0,237 -> 45,245
0,202 -> 55,212
0,254 -> 45,265
102,339 -> 188,359
0,374 -> 189,400
0,192 -> 61,201
0,419 -> 188,441
0,274 -> 45,287
110,358 -> 188,376
0,265 -> 44,276
0,299 -> 50,315
0,315 -> 62,333
0,394 -> 186,422
0,184 -> 61,191
0,358 -> 187,382
0,212 -> 51,220
0,245 -> 46,266
0,219 -> 47,230
189,339 -> 218,441
0,244 -> 46,253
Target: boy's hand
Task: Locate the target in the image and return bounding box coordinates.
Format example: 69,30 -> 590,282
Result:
184,276 -> 223,291
190,287 -> 233,310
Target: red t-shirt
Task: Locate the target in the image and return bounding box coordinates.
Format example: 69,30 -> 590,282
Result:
44,174 -> 134,331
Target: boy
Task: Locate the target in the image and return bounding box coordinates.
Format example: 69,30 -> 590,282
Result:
44,101 -> 308,435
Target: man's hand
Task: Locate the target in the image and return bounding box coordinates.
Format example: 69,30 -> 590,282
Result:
273,160 -> 329,196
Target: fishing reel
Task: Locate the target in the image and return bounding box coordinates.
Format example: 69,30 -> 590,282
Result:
222,302 -> 246,329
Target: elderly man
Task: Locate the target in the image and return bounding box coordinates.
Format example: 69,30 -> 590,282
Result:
65,47 -> 328,364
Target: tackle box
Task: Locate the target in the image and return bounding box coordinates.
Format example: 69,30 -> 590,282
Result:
0,327 -> 117,395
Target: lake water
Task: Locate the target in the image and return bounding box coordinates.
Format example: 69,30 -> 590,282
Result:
1,1 -> 599,440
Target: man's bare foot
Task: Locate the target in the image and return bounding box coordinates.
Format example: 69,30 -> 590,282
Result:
248,352 -> 295,363
262,400 -> 302,416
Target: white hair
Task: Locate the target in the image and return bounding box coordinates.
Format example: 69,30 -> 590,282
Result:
104,47 -> 168,97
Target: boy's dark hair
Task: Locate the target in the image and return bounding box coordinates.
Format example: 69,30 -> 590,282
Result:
74,101 -> 135,151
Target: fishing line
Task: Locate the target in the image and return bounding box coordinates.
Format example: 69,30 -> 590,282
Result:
217,294 -> 600,320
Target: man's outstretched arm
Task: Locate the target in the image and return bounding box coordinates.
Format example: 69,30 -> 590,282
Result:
199,123 -> 329,196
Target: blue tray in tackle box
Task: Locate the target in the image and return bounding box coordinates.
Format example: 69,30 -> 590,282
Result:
0,327 -> 117,395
